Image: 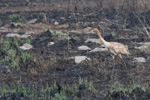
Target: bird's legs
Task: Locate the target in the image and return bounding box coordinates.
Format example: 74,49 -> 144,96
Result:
121,58 -> 127,70
118,54 -> 127,70
118,54 -> 130,78
111,55 -> 115,79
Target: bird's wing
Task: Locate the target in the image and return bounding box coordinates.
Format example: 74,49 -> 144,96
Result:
109,42 -> 128,54
114,45 -> 128,54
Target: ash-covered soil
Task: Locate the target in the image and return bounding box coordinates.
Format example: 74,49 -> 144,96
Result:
0,1 -> 150,100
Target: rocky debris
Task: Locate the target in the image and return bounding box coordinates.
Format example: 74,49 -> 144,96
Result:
28,19 -> 37,24
19,43 -> 33,50
77,45 -> 91,51
47,42 -> 55,46
70,56 -> 91,64
85,38 -> 101,44
90,47 -> 108,52
133,57 -> 146,63
6,33 -> 31,38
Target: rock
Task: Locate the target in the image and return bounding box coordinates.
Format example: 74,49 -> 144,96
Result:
70,56 -> 91,64
47,42 -> 55,46
90,47 -> 108,52
24,31 -> 34,35
19,43 -> 33,50
20,34 -> 30,38
135,42 -> 150,54
138,42 -> 150,45
6,33 -> 21,38
54,21 -> 59,25
77,45 -> 91,51
85,38 -> 101,44
28,19 -> 37,24
6,33 -> 30,38
135,45 -> 148,51
133,57 -> 146,63
60,17 -> 65,20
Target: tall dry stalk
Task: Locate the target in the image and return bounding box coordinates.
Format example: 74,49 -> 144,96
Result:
67,32 -> 70,51
133,12 -> 150,38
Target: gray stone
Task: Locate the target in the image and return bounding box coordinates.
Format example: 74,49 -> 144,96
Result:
77,45 -> 91,51
6,33 -> 31,38
19,43 -> 33,50
24,31 -> 35,35
135,42 -> 150,53
28,19 -> 37,24
70,56 -> 91,64
6,33 -> 20,38
133,57 -> 146,63
85,38 -> 101,44
47,42 -> 55,46
54,21 -> 59,25
90,47 -> 108,52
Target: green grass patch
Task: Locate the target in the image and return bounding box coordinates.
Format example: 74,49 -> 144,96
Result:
9,14 -> 21,22
78,77 -> 97,93
0,83 -> 67,100
108,83 -> 149,100
0,38 -> 33,68
51,31 -> 62,37
0,77 -> 98,100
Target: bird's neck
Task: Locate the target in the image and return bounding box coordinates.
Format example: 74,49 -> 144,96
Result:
96,30 -> 110,47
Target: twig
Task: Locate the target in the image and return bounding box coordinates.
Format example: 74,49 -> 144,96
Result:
133,12 -> 150,38
67,32 -> 70,51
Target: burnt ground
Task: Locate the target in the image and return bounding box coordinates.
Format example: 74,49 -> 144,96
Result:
0,1 -> 150,100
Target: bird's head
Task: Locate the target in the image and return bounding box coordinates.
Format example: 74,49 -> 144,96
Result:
92,28 -> 99,33
125,45 -> 130,56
